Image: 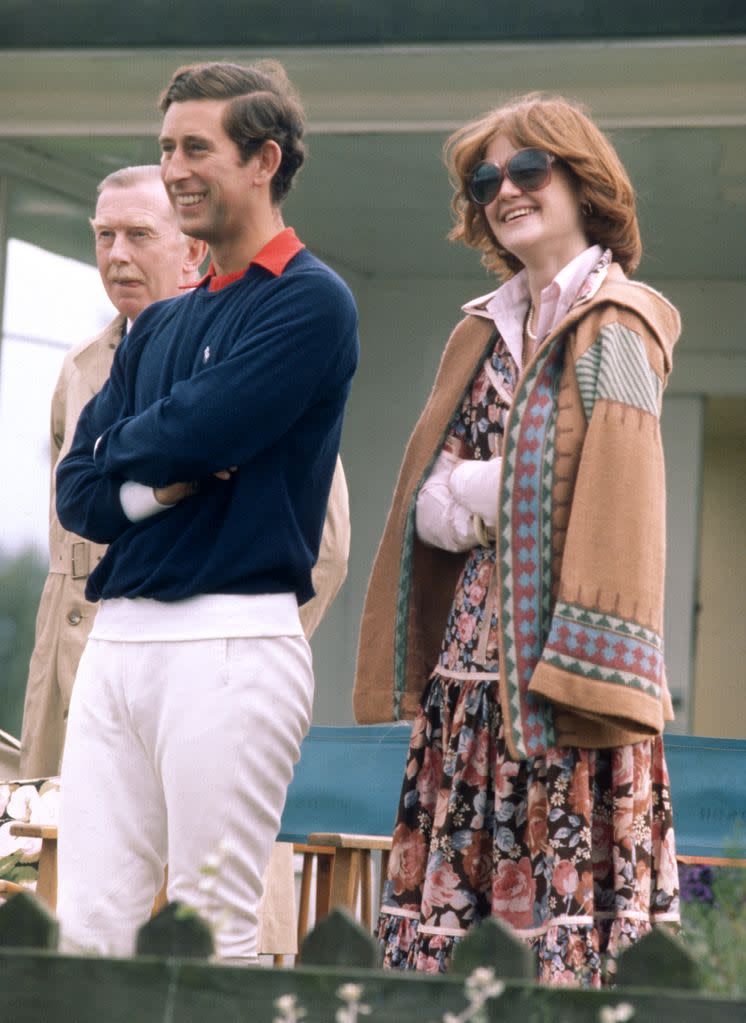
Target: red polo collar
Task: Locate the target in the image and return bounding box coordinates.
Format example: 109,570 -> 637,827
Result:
186,227 -> 305,293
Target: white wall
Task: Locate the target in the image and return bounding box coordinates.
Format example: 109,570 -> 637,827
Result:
660,396 -> 704,732
693,400 -> 746,738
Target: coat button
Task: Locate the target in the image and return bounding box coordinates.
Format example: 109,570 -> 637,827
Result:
67,610 -> 82,626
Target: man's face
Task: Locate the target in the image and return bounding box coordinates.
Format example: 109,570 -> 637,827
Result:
92,179 -> 190,321
158,98 -> 262,248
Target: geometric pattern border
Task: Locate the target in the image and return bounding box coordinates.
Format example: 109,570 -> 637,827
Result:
540,649 -> 661,699
543,599 -> 664,699
498,336 -> 564,758
551,601 -> 663,649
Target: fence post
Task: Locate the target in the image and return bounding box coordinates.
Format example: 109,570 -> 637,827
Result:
0,890 -> 59,950
616,927 -> 700,989
135,901 -> 214,959
299,908 -> 381,968
451,916 -> 536,979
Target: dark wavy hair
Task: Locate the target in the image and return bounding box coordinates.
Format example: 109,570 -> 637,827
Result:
444,93 -> 641,278
159,60 -> 306,204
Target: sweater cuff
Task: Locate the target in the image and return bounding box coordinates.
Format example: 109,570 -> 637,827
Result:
119,481 -> 172,523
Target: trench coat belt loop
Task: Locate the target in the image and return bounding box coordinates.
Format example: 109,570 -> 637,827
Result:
71,542 -> 90,580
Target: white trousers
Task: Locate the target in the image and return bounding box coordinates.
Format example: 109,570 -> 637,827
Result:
57,633 -> 313,960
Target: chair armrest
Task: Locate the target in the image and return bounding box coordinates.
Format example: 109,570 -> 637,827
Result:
0,880 -> 27,898
293,842 -> 337,857
307,833 -> 392,851
677,854 -> 746,868
9,824 -> 58,841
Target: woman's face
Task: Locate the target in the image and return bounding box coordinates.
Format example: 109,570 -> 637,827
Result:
480,134 -> 589,274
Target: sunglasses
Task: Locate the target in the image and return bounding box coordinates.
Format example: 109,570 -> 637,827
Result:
466,148 -> 556,206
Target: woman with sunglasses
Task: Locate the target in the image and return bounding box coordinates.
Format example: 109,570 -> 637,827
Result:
354,93 -> 681,986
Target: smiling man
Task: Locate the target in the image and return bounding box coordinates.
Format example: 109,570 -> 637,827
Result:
54,62 -> 359,962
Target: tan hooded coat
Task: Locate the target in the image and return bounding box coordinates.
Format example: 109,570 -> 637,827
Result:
354,263 -> 680,760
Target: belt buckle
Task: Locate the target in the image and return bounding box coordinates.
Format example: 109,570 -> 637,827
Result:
71,542 -> 89,580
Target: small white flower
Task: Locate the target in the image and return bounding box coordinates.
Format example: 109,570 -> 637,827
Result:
599,1004 -> 635,1023
273,993 -> 307,1023
484,979 -> 505,999
467,968 -> 494,986
335,983 -> 372,1023
337,983 -> 364,1002
465,966 -> 505,1000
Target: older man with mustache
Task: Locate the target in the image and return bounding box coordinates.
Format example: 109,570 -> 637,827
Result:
17,163 -> 207,928
21,164 -> 205,777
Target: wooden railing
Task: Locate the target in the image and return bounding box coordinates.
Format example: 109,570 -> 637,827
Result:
1,891 -> 744,1022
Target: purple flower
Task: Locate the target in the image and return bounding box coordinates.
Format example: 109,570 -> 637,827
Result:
678,864 -> 716,905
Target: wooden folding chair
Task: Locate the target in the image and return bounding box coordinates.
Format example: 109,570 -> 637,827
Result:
5,823 -> 169,915
6,823 -> 59,909
666,734 -> 746,868
0,776 -> 60,907
281,729 -> 746,943
278,723 -> 411,942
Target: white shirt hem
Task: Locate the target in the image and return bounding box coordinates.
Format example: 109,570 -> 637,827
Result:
90,592 -> 302,641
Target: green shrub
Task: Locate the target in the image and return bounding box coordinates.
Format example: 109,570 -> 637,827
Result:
679,860 -> 746,996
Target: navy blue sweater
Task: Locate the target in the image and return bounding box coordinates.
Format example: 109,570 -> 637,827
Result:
56,247 -> 359,604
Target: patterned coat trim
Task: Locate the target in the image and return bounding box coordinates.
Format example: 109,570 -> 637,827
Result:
497,330 -> 563,757
392,333 -> 498,717
542,601 -> 664,699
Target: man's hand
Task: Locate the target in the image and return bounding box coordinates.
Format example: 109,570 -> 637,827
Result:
154,481 -> 199,506
154,468 -> 238,506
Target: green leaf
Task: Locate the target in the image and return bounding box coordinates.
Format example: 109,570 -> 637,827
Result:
0,852 -> 23,879
7,865 -> 39,883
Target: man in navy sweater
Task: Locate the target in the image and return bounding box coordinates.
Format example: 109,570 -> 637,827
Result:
55,60 -> 359,962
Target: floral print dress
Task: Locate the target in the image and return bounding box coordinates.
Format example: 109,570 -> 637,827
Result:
376,330 -> 680,986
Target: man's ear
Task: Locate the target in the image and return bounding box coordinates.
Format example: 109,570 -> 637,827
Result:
183,236 -> 208,276
254,140 -> 282,186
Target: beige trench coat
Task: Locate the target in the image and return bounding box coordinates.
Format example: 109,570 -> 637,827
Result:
20,314 -> 351,954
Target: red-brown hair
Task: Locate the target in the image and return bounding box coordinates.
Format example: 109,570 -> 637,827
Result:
444,93 -> 641,278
